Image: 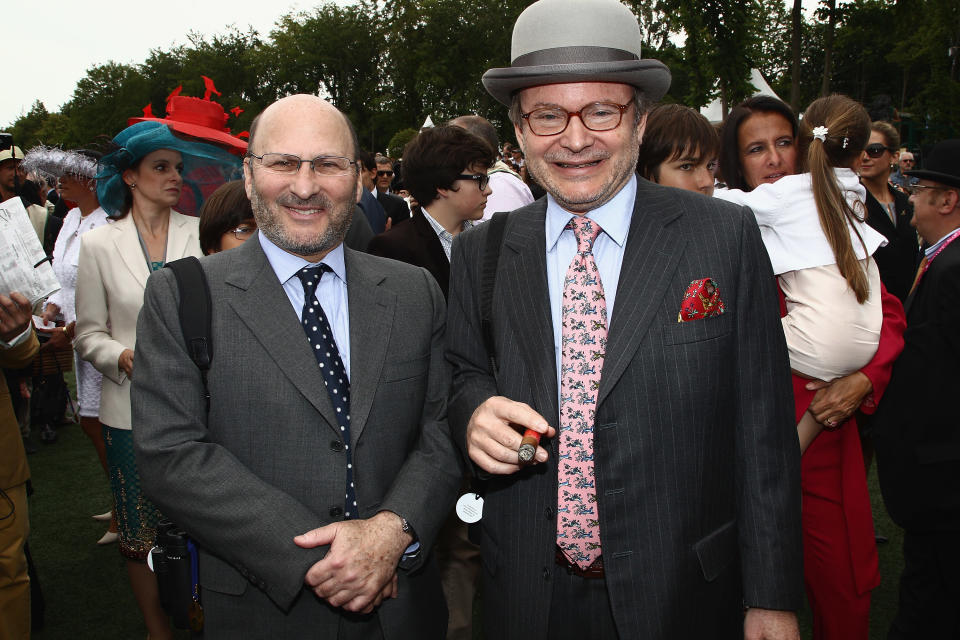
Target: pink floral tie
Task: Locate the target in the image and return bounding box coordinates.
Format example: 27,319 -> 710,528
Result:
557,216 -> 605,569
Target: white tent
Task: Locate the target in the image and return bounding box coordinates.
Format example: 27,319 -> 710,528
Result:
700,69 -> 782,124
421,115 -> 435,129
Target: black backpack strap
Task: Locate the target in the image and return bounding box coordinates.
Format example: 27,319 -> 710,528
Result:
480,212 -> 508,373
164,257 -> 213,413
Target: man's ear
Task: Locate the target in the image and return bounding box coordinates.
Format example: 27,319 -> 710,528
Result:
940,188 -> 959,214
242,158 -> 254,200
635,112 -> 648,146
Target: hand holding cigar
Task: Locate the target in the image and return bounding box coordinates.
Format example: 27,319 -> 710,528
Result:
518,429 -> 541,464
465,396 -> 555,475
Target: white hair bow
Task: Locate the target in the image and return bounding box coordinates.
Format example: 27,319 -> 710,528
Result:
812,126 -> 829,142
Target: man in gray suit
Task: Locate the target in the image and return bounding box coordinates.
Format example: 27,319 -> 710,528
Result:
132,94 -> 460,638
446,0 -> 803,638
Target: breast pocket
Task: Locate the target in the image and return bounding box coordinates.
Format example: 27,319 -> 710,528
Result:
381,353 -> 429,382
662,311 -> 735,345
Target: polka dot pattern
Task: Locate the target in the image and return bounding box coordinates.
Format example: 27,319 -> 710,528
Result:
297,265 -> 357,519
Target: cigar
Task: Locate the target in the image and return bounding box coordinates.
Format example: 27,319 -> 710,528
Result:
518,429 -> 541,464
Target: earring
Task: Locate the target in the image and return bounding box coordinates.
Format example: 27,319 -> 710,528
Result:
129,182 -> 137,189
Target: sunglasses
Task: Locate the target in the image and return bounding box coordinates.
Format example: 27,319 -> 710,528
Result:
457,173 -> 490,190
863,143 -> 893,158
377,170 -> 394,178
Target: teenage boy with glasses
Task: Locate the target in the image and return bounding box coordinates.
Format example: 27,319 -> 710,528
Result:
368,125 -> 493,301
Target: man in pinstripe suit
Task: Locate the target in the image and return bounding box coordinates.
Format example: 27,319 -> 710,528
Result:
445,0 -> 803,638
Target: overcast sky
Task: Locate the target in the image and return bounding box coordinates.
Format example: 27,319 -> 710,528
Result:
3,0 -> 818,128
1,0 -> 332,126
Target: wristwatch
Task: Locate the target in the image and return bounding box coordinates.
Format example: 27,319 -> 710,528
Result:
391,513 -> 421,570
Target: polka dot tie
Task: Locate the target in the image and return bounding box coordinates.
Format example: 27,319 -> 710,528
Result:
296,265 -> 357,519
557,216 -> 605,570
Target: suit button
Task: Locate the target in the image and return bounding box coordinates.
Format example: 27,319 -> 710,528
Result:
542,567 -> 551,580
329,506 -> 344,518
330,440 -> 343,452
545,506 -> 554,520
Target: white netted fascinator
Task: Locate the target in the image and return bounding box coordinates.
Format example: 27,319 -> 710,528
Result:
21,145 -> 99,182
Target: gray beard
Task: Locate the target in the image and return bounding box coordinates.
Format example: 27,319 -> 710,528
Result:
249,179 -> 354,257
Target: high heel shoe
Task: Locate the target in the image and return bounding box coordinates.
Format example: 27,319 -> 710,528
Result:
92,510 -> 113,522
97,530 -> 119,545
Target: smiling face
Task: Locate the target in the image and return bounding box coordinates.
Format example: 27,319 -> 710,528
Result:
859,130 -> 895,181
124,149 -> 184,209
243,95 -> 358,262
737,111 -> 798,190
515,82 -> 644,214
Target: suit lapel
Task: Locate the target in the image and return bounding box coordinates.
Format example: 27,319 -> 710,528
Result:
598,182 -> 686,407
502,204 -> 560,426
225,241 -> 341,436
111,215 -> 151,288
344,249 -> 395,445
413,211 -> 448,266
165,211 -> 193,261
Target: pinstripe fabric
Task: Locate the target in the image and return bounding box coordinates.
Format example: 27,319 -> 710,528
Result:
447,178 -> 804,639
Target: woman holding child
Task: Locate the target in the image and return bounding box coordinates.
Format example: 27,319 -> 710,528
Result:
714,95 -> 906,640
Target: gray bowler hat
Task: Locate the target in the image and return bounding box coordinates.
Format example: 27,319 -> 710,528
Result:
482,0 -> 671,107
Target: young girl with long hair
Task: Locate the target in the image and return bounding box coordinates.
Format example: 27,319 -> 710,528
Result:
716,94 -> 888,452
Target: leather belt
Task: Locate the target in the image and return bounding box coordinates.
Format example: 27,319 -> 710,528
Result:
555,547 -> 604,579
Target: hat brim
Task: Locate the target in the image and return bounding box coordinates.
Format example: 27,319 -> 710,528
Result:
128,117 -> 247,155
482,59 -> 671,107
905,169 -> 960,190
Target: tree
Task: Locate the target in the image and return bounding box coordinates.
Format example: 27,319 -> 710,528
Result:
60,62 -> 151,147
388,127 -> 418,159
9,101 -> 51,150
669,0 -> 760,113
819,0 -> 837,96
266,2 -> 386,149
790,0 -> 803,111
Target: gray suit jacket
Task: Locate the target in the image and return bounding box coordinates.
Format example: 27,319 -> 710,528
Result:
447,179 -> 803,639
132,237 -> 461,638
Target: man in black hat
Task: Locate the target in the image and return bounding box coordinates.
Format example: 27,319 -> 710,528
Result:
445,0 -> 802,638
873,138 -> 960,639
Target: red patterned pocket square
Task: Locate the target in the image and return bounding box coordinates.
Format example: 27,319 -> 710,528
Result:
678,278 -> 725,322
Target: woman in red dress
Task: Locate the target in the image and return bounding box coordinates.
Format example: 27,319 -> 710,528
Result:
717,96 -> 906,640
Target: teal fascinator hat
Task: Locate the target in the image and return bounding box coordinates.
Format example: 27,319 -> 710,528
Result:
96,121 -> 242,217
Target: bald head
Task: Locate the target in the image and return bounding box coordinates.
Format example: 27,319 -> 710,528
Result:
248,94 -> 359,159
449,115 -> 500,164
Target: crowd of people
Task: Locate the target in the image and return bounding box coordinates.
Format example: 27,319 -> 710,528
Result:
1,0 -> 958,638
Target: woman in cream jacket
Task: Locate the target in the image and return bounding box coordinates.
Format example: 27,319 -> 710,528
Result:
75,120 -> 238,640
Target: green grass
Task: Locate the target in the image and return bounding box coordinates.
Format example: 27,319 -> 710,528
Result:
25,378 -> 903,638
25,372 -> 190,639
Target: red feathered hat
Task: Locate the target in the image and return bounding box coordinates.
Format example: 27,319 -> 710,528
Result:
129,95 -> 247,156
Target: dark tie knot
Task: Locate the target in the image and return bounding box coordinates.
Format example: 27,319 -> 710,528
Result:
567,216 -> 603,253
296,264 -> 332,298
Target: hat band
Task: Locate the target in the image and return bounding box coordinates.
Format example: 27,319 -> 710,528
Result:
512,46 -> 639,67
167,110 -> 229,132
